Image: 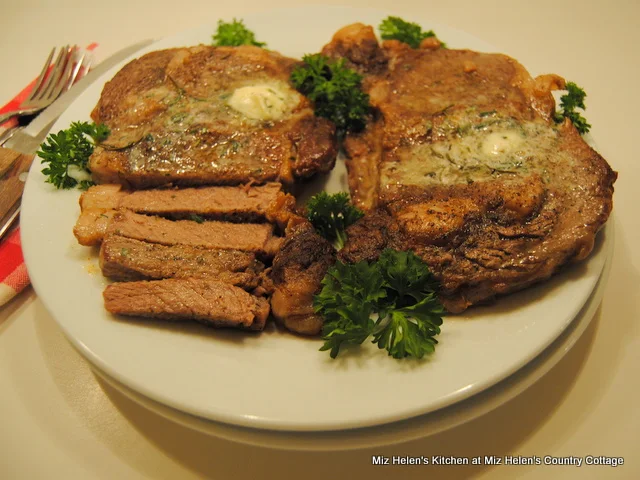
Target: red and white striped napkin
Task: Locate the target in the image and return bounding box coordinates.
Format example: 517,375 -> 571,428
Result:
0,227 -> 29,304
0,43 -> 98,307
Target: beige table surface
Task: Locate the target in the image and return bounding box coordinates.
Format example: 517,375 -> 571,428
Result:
1,0 -> 638,478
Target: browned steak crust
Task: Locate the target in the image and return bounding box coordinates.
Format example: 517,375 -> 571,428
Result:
89,46 -> 337,188
325,24 -> 616,312
269,222 -> 336,335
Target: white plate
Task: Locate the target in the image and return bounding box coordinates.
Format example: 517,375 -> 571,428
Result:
91,227 -> 613,450
21,6 -> 610,432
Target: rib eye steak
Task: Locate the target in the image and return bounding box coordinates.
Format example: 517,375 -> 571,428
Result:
89,46 -> 337,188
323,24 -> 616,312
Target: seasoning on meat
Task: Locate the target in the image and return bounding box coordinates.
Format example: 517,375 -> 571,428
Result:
103,278 -> 270,330
100,235 -> 264,288
270,222 -> 336,335
73,182 -> 293,245
324,23 -> 616,312
89,46 -> 337,188
105,210 -> 283,259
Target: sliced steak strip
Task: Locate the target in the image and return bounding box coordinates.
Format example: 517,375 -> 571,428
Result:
80,182 -> 282,219
100,235 -> 263,288
106,210 -> 283,258
73,183 -> 290,246
103,278 -> 270,330
119,182 -> 283,220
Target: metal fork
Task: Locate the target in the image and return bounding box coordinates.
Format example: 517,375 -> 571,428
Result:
0,46 -> 88,126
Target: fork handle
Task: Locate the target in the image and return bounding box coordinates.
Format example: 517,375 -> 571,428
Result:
0,108 -> 39,125
0,112 -> 16,125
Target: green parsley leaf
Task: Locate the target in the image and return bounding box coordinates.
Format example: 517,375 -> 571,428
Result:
553,81 -> 591,134
306,192 -> 364,249
212,19 -> 266,47
379,16 -> 446,49
38,121 -> 109,189
291,54 -> 370,134
315,248 -> 445,359
315,260 -> 386,358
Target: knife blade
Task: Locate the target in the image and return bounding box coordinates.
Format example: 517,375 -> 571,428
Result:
0,39 -> 154,239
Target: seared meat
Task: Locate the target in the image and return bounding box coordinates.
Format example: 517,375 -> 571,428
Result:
104,278 -> 270,330
73,183 -> 292,245
270,222 -> 336,335
90,46 -> 337,188
105,210 -> 283,259
100,235 -> 263,288
325,24 -> 616,312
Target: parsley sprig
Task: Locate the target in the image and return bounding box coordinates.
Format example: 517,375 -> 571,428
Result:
38,121 -> 109,189
291,54 -> 370,134
554,81 -> 591,134
306,192 -> 364,249
379,16 -> 446,49
315,249 -> 445,359
212,19 -> 266,47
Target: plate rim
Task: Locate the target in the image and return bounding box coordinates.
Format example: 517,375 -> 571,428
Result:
20,5 -> 613,432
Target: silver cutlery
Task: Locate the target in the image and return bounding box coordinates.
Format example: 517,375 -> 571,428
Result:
0,46 -> 89,127
0,39 -> 154,242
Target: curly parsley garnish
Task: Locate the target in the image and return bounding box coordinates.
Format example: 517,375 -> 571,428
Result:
315,249 -> 445,359
291,54 -> 370,134
379,16 -> 446,49
38,121 -> 109,190
554,81 -> 591,134
212,19 -> 266,47
306,192 -> 364,249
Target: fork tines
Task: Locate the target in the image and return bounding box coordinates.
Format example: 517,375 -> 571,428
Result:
29,46 -> 86,103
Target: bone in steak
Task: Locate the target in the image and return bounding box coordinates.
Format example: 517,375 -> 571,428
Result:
103,278 -> 270,330
323,24 -> 616,312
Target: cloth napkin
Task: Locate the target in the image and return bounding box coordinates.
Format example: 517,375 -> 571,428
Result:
0,43 -> 98,307
0,227 -> 28,305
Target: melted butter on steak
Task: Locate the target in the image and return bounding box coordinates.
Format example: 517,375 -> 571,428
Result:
227,81 -> 302,121
324,23 -> 616,312
90,46 -> 337,188
381,113 -> 566,191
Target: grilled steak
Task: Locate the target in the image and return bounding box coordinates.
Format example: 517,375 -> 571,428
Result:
270,222 -> 336,335
105,210 -> 283,259
73,183 -> 291,245
103,278 -> 270,330
100,235 -> 264,288
324,24 -> 616,312
89,46 -> 337,188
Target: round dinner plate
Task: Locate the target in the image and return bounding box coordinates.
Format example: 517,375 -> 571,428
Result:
21,6 -> 612,432
91,230 -> 613,450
